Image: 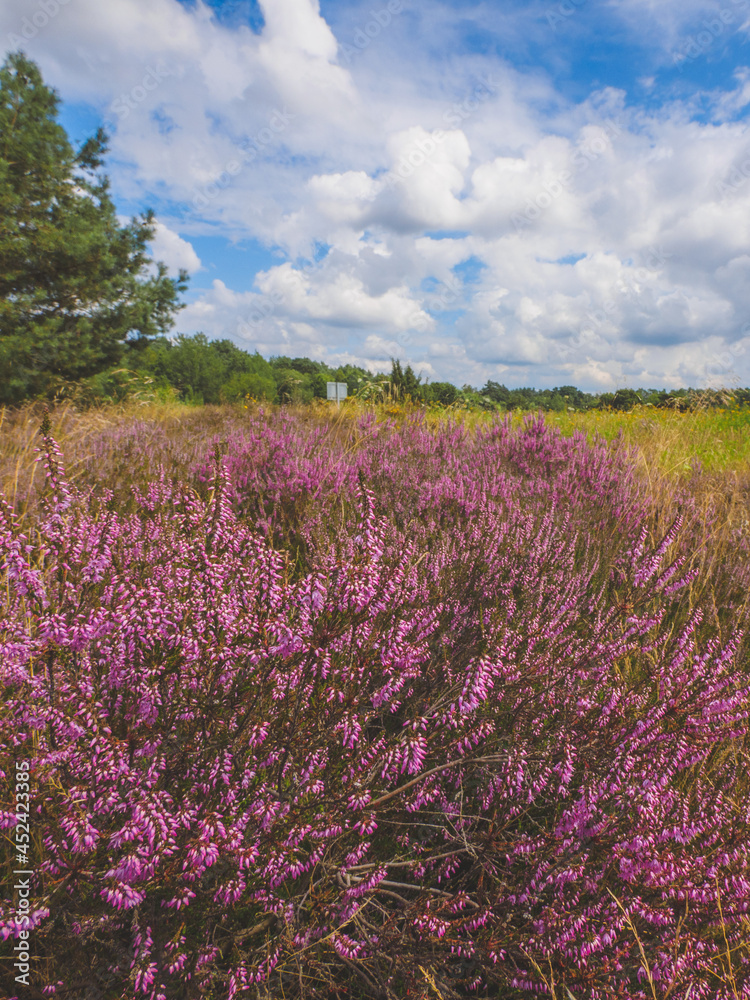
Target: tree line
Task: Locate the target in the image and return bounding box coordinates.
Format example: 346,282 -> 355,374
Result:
109,335 -> 750,412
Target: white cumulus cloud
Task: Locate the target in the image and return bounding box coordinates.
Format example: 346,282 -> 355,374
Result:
148,221 -> 202,275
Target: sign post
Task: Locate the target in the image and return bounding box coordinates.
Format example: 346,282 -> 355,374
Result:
326,382 -> 348,407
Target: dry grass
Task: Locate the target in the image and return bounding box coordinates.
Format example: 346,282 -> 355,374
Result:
578,408 -> 750,623
0,400 -> 117,510
2,397 -> 749,488
0,400 -> 230,512
3,401 -> 749,616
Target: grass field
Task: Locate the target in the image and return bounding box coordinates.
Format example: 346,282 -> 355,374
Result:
546,404 -> 750,474
4,400 -> 749,593
4,397 -> 750,485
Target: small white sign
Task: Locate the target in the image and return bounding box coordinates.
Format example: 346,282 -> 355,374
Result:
326,381 -> 348,403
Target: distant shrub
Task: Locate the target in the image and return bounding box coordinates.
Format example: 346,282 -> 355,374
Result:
423,380 -> 460,406
131,334 -> 277,405
219,370 -> 276,403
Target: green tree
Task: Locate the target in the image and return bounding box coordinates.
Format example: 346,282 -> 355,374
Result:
270,356 -> 330,399
424,380 -> 460,406
273,367 -> 316,404
136,334 -> 225,404
331,364 -> 369,396
554,385 -> 595,410
480,380 -> 510,406
133,334 -> 276,404
0,52 -> 188,404
389,358 -> 423,400
220,369 -> 277,403
611,388 -> 642,411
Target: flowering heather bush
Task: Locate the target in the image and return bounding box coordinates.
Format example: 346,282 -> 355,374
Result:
1,412 -> 749,999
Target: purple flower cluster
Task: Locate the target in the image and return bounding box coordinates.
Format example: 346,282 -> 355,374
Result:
0,412 -> 748,998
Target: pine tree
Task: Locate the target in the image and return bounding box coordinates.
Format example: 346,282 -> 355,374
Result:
389,358 -> 423,401
0,52 -> 188,404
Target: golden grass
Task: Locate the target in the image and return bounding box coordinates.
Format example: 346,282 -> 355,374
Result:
3,398 -> 749,499
362,399 -> 750,477
4,399 -> 748,473
533,407 -> 750,624
0,399 -> 195,510
2,401 -> 749,607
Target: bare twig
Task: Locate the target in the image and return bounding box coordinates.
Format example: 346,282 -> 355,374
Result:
607,889 -> 658,1000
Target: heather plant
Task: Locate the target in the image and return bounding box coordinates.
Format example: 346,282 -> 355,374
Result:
0,412 -> 749,999
189,411 -> 648,559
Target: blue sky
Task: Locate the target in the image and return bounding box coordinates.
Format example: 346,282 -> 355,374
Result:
3,0 -> 750,389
